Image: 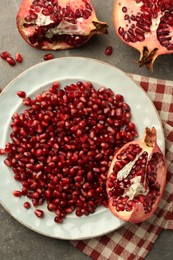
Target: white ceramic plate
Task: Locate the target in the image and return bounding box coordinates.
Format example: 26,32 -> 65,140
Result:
0,57 -> 164,240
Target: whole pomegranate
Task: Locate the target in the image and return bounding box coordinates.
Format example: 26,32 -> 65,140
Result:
16,0 -> 108,50
113,0 -> 173,71
106,127 -> 167,223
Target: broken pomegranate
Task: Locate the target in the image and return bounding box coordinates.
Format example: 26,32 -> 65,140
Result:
16,0 -> 108,50
106,127 -> 167,223
6,57 -> 16,66
113,0 -> 173,71
17,91 -> 26,98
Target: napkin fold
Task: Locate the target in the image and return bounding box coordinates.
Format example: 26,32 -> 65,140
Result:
70,74 -> 173,260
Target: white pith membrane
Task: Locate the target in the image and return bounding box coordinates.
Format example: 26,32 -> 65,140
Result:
46,20 -> 87,37
28,10 -> 90,36
35,12 -> 52,26
116,150 -> 149,201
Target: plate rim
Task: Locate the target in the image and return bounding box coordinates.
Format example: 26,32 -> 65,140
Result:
0,56 -> 165,240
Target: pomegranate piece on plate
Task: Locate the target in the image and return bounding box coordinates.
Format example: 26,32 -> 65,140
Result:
106,127 -> 167,223
16,0 -> 108,50
113,0 -> 173,71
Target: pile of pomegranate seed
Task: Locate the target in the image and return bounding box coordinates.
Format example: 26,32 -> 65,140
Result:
0,51 -> 23,66
0,81 -> 138,222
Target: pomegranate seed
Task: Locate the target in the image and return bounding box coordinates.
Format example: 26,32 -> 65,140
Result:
13,190 -> 22,197
104,46 -> 113,56
22,97 -> 32,106
17,91 -> 26,98
34,209 -> 44,218
75,208 -> 82,217
23,201 -> 31,209
15,53 -> 23,63
43,53 -> 54,61
50,81 -> 60,92
6,57 -> 16,66
54,216 -> 63,223
0,148 -> 6,155
0,51 -> 10,60
4,158 -> 11,166
21,187 -> 28,195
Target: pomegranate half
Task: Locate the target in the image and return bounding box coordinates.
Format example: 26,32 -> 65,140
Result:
16,0 -> 108,50
113,0 -> 173,71
106,127 -> 167,223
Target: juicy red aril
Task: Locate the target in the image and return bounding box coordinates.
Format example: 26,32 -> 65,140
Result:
54,216 -> 63,223
23,201 -> 31,209
2,81 -> 137,223
34,209 -> 44,218
13,190 -> 22,197
0,148 -> 6,154
17,91 -> 26,98
43,53 -> 54,61
15,53 -> 23,63
105,46 -> 113,56
50,81 -> 60,92
0,51 -> 10,60
6,57 -> 16,66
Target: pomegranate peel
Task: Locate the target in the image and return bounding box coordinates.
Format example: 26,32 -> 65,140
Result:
106,127 -> 167,223
16,0 -> 108,50
113,0 -> 173,71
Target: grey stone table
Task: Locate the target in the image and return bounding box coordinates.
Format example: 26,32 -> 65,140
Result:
0,1 -> 173,260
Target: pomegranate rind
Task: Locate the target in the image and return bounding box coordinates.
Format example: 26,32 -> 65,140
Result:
113,0 -> 173,71
106,127 -> 167,223
16,0 -> 108,50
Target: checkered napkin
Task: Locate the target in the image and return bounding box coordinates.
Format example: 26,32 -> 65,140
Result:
70,74 -> 173,260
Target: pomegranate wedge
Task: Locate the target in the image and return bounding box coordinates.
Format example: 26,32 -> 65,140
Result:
106,127 -> 167,223
113,0 -> 173,71
16,0 -> 108,50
